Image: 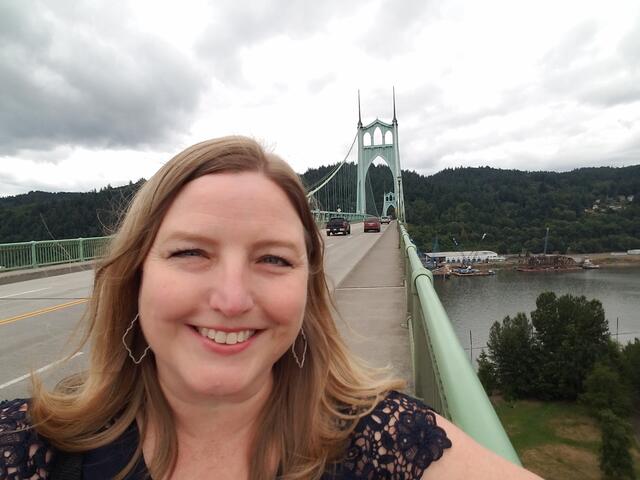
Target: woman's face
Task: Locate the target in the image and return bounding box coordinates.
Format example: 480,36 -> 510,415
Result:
138,172 -> 309,404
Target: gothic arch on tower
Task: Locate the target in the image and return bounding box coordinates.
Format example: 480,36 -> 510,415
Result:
356,89 -> 405,220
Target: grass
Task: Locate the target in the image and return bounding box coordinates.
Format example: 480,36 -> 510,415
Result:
493,397 -> 640,480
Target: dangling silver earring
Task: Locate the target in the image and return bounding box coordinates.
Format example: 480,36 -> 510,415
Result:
291,328 -> 307,369
122,314 -> 150,365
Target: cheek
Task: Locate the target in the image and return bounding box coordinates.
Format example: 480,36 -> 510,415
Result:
138,266 -> 194,322
260,275 -> 308,326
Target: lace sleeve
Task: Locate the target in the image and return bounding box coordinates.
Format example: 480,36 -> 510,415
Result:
0,399 -> 54,480
339,391 -> 452,479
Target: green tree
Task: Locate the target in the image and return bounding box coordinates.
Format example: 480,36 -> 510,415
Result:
599,409 -> 636,480
622,338 -> 640,404
531,292 -> 609,399
486,313 -> 538,399
477,350 -> 497,396
580,361 -> 632,418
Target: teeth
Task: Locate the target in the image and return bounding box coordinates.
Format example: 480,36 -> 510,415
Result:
197,327 -> 255,345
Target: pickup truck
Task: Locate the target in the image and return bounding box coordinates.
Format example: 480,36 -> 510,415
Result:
326,217 -> 351,236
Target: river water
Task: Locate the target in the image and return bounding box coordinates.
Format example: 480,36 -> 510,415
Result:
434,267 -> 640,363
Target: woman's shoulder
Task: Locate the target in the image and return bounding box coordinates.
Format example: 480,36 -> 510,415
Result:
336,391 -> 452,478
0,398 -> 55,480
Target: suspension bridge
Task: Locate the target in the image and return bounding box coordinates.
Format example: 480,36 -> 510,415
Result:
0,92 -> 521,466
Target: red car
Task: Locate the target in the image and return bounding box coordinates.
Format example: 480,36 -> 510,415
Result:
363,217 -> 381,233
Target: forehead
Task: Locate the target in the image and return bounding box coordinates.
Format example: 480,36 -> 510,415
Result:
156,171 -> 305,241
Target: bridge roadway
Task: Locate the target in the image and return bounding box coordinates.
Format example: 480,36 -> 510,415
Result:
0,221 -> 411,400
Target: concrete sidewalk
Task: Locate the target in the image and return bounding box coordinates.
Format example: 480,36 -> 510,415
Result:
0,261 -> 95,286
334,224 -> 413,392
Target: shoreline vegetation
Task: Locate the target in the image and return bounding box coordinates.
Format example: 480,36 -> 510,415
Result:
479,291 -> 640,479
483,252 -> 640,270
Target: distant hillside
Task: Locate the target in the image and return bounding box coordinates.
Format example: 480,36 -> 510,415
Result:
302,163 -> 640,254
401,165 -> 640,254
0,181 -> 143,243
1,166 -> 638,254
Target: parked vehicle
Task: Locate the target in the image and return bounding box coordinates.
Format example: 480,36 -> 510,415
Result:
380,216 -> 391,224
363,216 -> 381,233
326,217 -> 351,236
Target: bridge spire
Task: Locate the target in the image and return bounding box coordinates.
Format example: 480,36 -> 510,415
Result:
357,89 -> 363,128
392,86 -> 397,125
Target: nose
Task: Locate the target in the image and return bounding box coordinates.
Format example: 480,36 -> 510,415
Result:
208,261 -> 255,317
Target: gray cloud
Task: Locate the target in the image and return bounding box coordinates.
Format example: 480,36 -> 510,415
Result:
0,1 -> 206,157
541,20 -> 599,70
195,0 -> 357,83
359,0 -> 442,57
539,17 -> 640,108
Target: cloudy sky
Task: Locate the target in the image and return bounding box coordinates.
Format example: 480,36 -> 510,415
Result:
1,0 -> 639,197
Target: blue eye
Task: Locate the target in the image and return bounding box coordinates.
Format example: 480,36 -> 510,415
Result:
171,249 -> 203,258
261,255 -> 292,267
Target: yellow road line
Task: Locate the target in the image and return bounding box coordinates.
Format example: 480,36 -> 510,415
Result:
0,299 -> 89,327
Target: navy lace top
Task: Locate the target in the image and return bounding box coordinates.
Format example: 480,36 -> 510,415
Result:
0,391 -> 451,479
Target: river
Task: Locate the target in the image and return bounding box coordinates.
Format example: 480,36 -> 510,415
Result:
434,266 -> 640,363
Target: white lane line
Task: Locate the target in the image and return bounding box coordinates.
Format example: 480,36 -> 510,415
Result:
0,351 -> 84,390
0,287 -> 51,299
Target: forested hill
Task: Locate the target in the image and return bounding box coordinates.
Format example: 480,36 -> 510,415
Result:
401,165 -> 640,254
0,181 -> 143,243
301,163 -> 639,254
1,166 -> 638,254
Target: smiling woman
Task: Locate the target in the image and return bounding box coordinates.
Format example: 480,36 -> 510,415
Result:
0,137 -> 539,480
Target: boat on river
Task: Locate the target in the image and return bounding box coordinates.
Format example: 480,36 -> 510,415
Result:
582,258 -> 601,269
450,265 -> 496,277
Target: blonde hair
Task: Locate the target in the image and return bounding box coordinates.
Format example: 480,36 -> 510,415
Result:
30,136 -> 404,479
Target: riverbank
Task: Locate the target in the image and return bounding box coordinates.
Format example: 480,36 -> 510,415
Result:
485,252 -> 640,270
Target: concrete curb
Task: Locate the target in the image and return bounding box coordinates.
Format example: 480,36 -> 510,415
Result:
0,262 -> 96,286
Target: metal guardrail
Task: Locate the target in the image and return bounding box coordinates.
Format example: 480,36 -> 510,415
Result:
0,237 -> 110,272
1,211 -> 364,272
399,223 -> 522,465
311,210 -> 370,223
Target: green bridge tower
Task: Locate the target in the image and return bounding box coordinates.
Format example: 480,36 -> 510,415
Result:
356,89 -> 405,221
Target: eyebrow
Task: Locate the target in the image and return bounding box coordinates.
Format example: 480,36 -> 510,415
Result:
161,231 -> 305,254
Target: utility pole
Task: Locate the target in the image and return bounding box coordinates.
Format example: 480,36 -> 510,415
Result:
543,227 -> 549,255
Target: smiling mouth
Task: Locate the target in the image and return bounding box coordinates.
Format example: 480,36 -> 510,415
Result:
195,327 -> 257,345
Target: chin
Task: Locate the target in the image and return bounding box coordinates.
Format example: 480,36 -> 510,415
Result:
186,370 -> 267,400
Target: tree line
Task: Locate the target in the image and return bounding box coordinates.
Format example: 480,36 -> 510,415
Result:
303,163 -> 640,254
0,181 -> 143,243
0,164 -> 638,250
479,292 -> 639,479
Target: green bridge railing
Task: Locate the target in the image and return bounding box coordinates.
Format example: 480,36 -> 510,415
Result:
399,223 -> 521,465
0,211 -> 363,273
0,237 -> 111,272
311,210 -> 369,223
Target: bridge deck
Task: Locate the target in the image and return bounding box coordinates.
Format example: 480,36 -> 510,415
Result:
333,223 -> 413,392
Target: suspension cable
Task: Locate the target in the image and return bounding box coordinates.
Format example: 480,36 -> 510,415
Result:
306,132 -> 358,198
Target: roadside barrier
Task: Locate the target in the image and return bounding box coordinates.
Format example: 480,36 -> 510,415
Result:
399,222 -> 521,465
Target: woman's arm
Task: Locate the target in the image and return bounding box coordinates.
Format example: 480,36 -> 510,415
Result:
422,413 -> 542,479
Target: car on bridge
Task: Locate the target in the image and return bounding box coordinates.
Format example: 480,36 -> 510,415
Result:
380,216 -> 391,224
363,216 -> 381,233
326,217 -> 351,236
